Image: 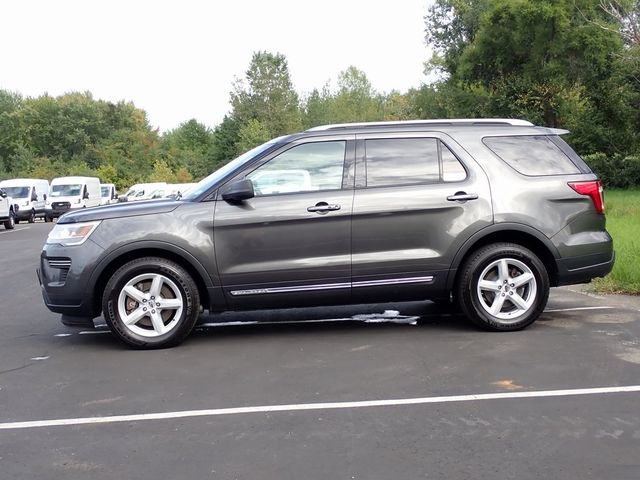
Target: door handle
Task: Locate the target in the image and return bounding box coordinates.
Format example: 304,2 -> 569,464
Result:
446,192 -> 479,202
307,202 -> 341,213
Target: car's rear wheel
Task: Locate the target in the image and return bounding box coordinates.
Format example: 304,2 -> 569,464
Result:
456,243 -> 549,331
103,257 -> 200,349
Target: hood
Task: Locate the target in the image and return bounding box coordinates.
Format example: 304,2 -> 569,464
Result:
58,199 -> 182,223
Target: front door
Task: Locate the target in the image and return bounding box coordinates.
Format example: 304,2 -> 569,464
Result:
214,136 -> 355,309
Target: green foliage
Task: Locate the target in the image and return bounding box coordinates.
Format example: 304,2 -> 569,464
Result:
160,119 -> 216,179
591,189 -> 640,294
423,0 -> 640,156
230,51 -> 302,138
583,153 -> 640,188
149,159 -> 177,183
237,119 -> 271,153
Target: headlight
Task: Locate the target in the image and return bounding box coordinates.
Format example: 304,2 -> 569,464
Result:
46,221 -> 101,246
23,200 -> 29,207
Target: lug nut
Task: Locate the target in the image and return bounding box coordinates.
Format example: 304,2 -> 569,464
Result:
502,293 -> 506,297
143,299 -> 147,303
152,310 -> 156,314
143,307 -> 147,311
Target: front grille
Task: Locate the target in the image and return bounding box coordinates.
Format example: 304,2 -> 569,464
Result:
52,202 -> 71,210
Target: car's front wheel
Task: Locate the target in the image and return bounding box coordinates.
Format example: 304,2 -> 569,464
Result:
456,243 -> 549,331
4,211 -> 15,230
103,257 -> 200,349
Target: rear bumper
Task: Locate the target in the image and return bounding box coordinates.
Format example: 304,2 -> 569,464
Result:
556,250 -> 615,286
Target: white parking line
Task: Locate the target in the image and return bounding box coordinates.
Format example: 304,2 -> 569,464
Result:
0,226 -> 31,235
544,306 -> 615,313
1,385 -> 639,431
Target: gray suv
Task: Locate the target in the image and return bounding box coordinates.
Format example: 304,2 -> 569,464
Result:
38,119 -> 614,348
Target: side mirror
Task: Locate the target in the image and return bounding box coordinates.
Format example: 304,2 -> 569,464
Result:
221,179 -> 255,202
32,193 -> 38,201
113,193 -> 118,199
43,193 -> 47,201
83,190 -> 89,200
0,190 -> 6,199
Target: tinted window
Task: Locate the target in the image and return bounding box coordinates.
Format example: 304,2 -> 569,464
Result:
365,138 -> 466,187
248,141 -> 346,196
484,136 -> 581,176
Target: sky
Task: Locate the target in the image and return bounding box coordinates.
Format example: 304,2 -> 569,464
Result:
2,0 -> 432,132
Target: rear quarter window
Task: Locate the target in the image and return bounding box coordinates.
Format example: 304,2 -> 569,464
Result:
483,135 -> 582,176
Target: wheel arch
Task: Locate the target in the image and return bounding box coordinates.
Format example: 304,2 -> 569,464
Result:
447,224 -> 560,291
90,242 -> 215,317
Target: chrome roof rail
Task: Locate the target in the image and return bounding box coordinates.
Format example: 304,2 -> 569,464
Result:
306,119 -> 534,132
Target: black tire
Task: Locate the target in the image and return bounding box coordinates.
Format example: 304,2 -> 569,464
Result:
14,218 -> 20,224
456,243 -> 549,331
28,210 -> 35,223
4,211 -> 15,230
45,215 -> 52,223
103,257 -> 200,349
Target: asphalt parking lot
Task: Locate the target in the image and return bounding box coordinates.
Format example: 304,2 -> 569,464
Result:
1,222 -> 639,479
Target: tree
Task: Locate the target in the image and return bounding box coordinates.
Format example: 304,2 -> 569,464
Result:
423,0 -> 638,154
149,159 -> 176,183
161,119 -> 216,179
230,51 -> 302,138
332,66 -> 381,122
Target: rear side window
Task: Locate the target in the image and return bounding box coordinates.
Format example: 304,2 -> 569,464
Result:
483,135 -> 581,176
365,138 -> 466,187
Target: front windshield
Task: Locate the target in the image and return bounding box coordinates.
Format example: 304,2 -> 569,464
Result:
50,184 -> 81,197
3,186 -> 29,198
100,186 -> 110,197
182,139 -> 282,200
125,189 -> 137,197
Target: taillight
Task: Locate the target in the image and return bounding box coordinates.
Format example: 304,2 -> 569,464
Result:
568,180 -> 605,214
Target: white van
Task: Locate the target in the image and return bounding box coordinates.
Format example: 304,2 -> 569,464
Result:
122,182 -> 167,202
45,176 -> 101,221
148,183 -> 197,199
100,183 -> 118,205
0,178 -> 49,223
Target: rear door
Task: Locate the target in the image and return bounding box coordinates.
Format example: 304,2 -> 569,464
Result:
351,131 -> 493,302
214,135 -> 355,309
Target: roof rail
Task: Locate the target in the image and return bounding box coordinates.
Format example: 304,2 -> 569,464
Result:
306,118 -> 534,132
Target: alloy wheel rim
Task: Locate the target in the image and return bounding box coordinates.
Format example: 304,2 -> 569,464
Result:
476,258 -> 537,323
117,273 -> 184,337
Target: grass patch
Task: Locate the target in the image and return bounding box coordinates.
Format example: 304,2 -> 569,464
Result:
591,189 -> 640,295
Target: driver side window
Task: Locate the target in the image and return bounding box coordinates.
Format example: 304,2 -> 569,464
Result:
248,141 -> 346,196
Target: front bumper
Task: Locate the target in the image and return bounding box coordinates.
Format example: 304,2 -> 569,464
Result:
38,238 -> 105,318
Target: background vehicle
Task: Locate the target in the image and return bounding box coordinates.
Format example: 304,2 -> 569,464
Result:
148,183 -> 197,199
0,178 -> 49,223
0,188 -> 18,230
100,183 -> 118,205
39,119 -> 614,349
120,182 -> 167,202
45,176 -> 101,221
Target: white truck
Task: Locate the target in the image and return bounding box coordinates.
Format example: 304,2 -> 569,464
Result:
45,176 -> 101,221
0,178 -> 49,223
100,183 -> 118,205
0,188 -> 18,230
120,182 -> 167,202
